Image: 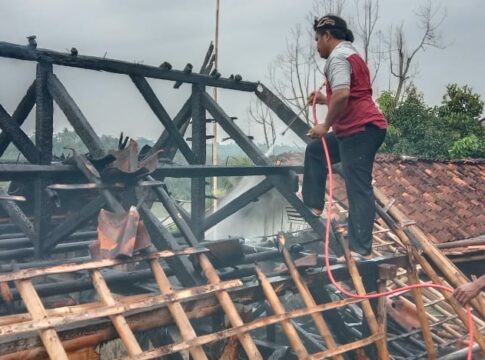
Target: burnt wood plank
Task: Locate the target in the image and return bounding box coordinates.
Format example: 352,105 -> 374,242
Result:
0,41 -> 258,92
42,196 -> 105,251
190,85 -> 206,241
255,83 -> 311,144
34,62 -> 54,257
130,75 -> 196,163
144,96 -> 192,160
0,81 -> 36,156
47,73 -> 105,158
0,105 -> 40,163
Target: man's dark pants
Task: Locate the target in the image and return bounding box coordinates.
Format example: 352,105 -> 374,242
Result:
302,124 -> 386,256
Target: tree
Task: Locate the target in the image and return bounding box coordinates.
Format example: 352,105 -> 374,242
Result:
379,84 -> 485,160
438,84 -> 484,119
268,23 -> 319,126
265,0 -> 349,128
352,0 -> 383,85
387,1 -> 446,100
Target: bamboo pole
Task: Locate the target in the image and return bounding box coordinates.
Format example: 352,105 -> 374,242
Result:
339,236 -> 389,359
14,279 -> 69,360
377,204 -> 485,353
149,259 -> 208,360
254,265 -> 309,359
278,233 -> 343,360
90,269 -> 142,356
406,254 -> 438,360
375,188 -> 485,318
198,254 -> 263,360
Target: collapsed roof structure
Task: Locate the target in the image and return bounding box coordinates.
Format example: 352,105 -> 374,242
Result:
0,40 -> 483,359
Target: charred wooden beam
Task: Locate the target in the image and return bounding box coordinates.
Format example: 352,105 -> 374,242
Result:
35,62 -> 53,165
150,181 -> 198,247
0,41 -> 258,92
47,73 -> 105,158
203,178 -> 274,231
0,164 -> 303,181
0,247 -> 207,283
1,268 -> 155,304
200,42 -> 214,74
42,197 -> 105,252
71,151 -> 124,213
0,240 -> 91,261
130,76 -> 196,163
0,81 -> 36,157
0,106 -> 40,163
139,204 -> 198,287
143,96 -> 192,160
34,63 -> 54,257
255,84 -> 311,144
190,85 -> 206,241
0,230 -> 96,250
0,188 -> 36,241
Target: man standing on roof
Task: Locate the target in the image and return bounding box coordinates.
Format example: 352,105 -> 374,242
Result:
302,15 -> 387,259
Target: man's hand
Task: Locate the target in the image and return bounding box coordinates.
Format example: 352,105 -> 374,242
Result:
307,91 -> 327,105
453,281 -> 482,306
307,123 -> 330,138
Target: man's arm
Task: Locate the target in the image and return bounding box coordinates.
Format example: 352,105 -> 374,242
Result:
308,54 -> 351,138
453,274 -> 485,305
308,88 -> 349,138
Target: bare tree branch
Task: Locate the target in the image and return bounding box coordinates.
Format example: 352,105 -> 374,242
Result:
386,0 -> 446,100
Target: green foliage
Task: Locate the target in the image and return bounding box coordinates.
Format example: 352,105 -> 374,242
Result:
448,134 -> 484,158
438,84 -> 484,119
378,84 -> 485,160
376,90 -> 398,118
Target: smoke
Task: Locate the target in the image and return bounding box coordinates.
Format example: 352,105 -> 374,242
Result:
206,176 -> 293,241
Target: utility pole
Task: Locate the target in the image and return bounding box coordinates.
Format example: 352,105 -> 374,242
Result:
212,0 -> 220,213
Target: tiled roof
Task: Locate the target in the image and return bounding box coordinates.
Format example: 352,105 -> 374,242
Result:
276,152 -> 485,244
372,154 -> 485,244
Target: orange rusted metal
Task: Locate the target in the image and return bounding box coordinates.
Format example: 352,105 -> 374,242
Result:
92,206 -> 151,259
100,140 -> 160,183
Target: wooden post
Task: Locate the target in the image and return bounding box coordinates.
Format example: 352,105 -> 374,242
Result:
191,85 -> 206,241
15,279 -> 69,360
198,254 -> 263,360
90,269 -> 143,356
34,62 -> 54,257
406,253 -> 438,360
279,233 -> 343,360
212,0 -> 220,214
377,264 -> 397,358
255,265 -> 309,359
340,236 -> 389,359
149,259 -> 208,360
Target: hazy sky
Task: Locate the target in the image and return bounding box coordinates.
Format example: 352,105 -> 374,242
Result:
0,0 -> 484,146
